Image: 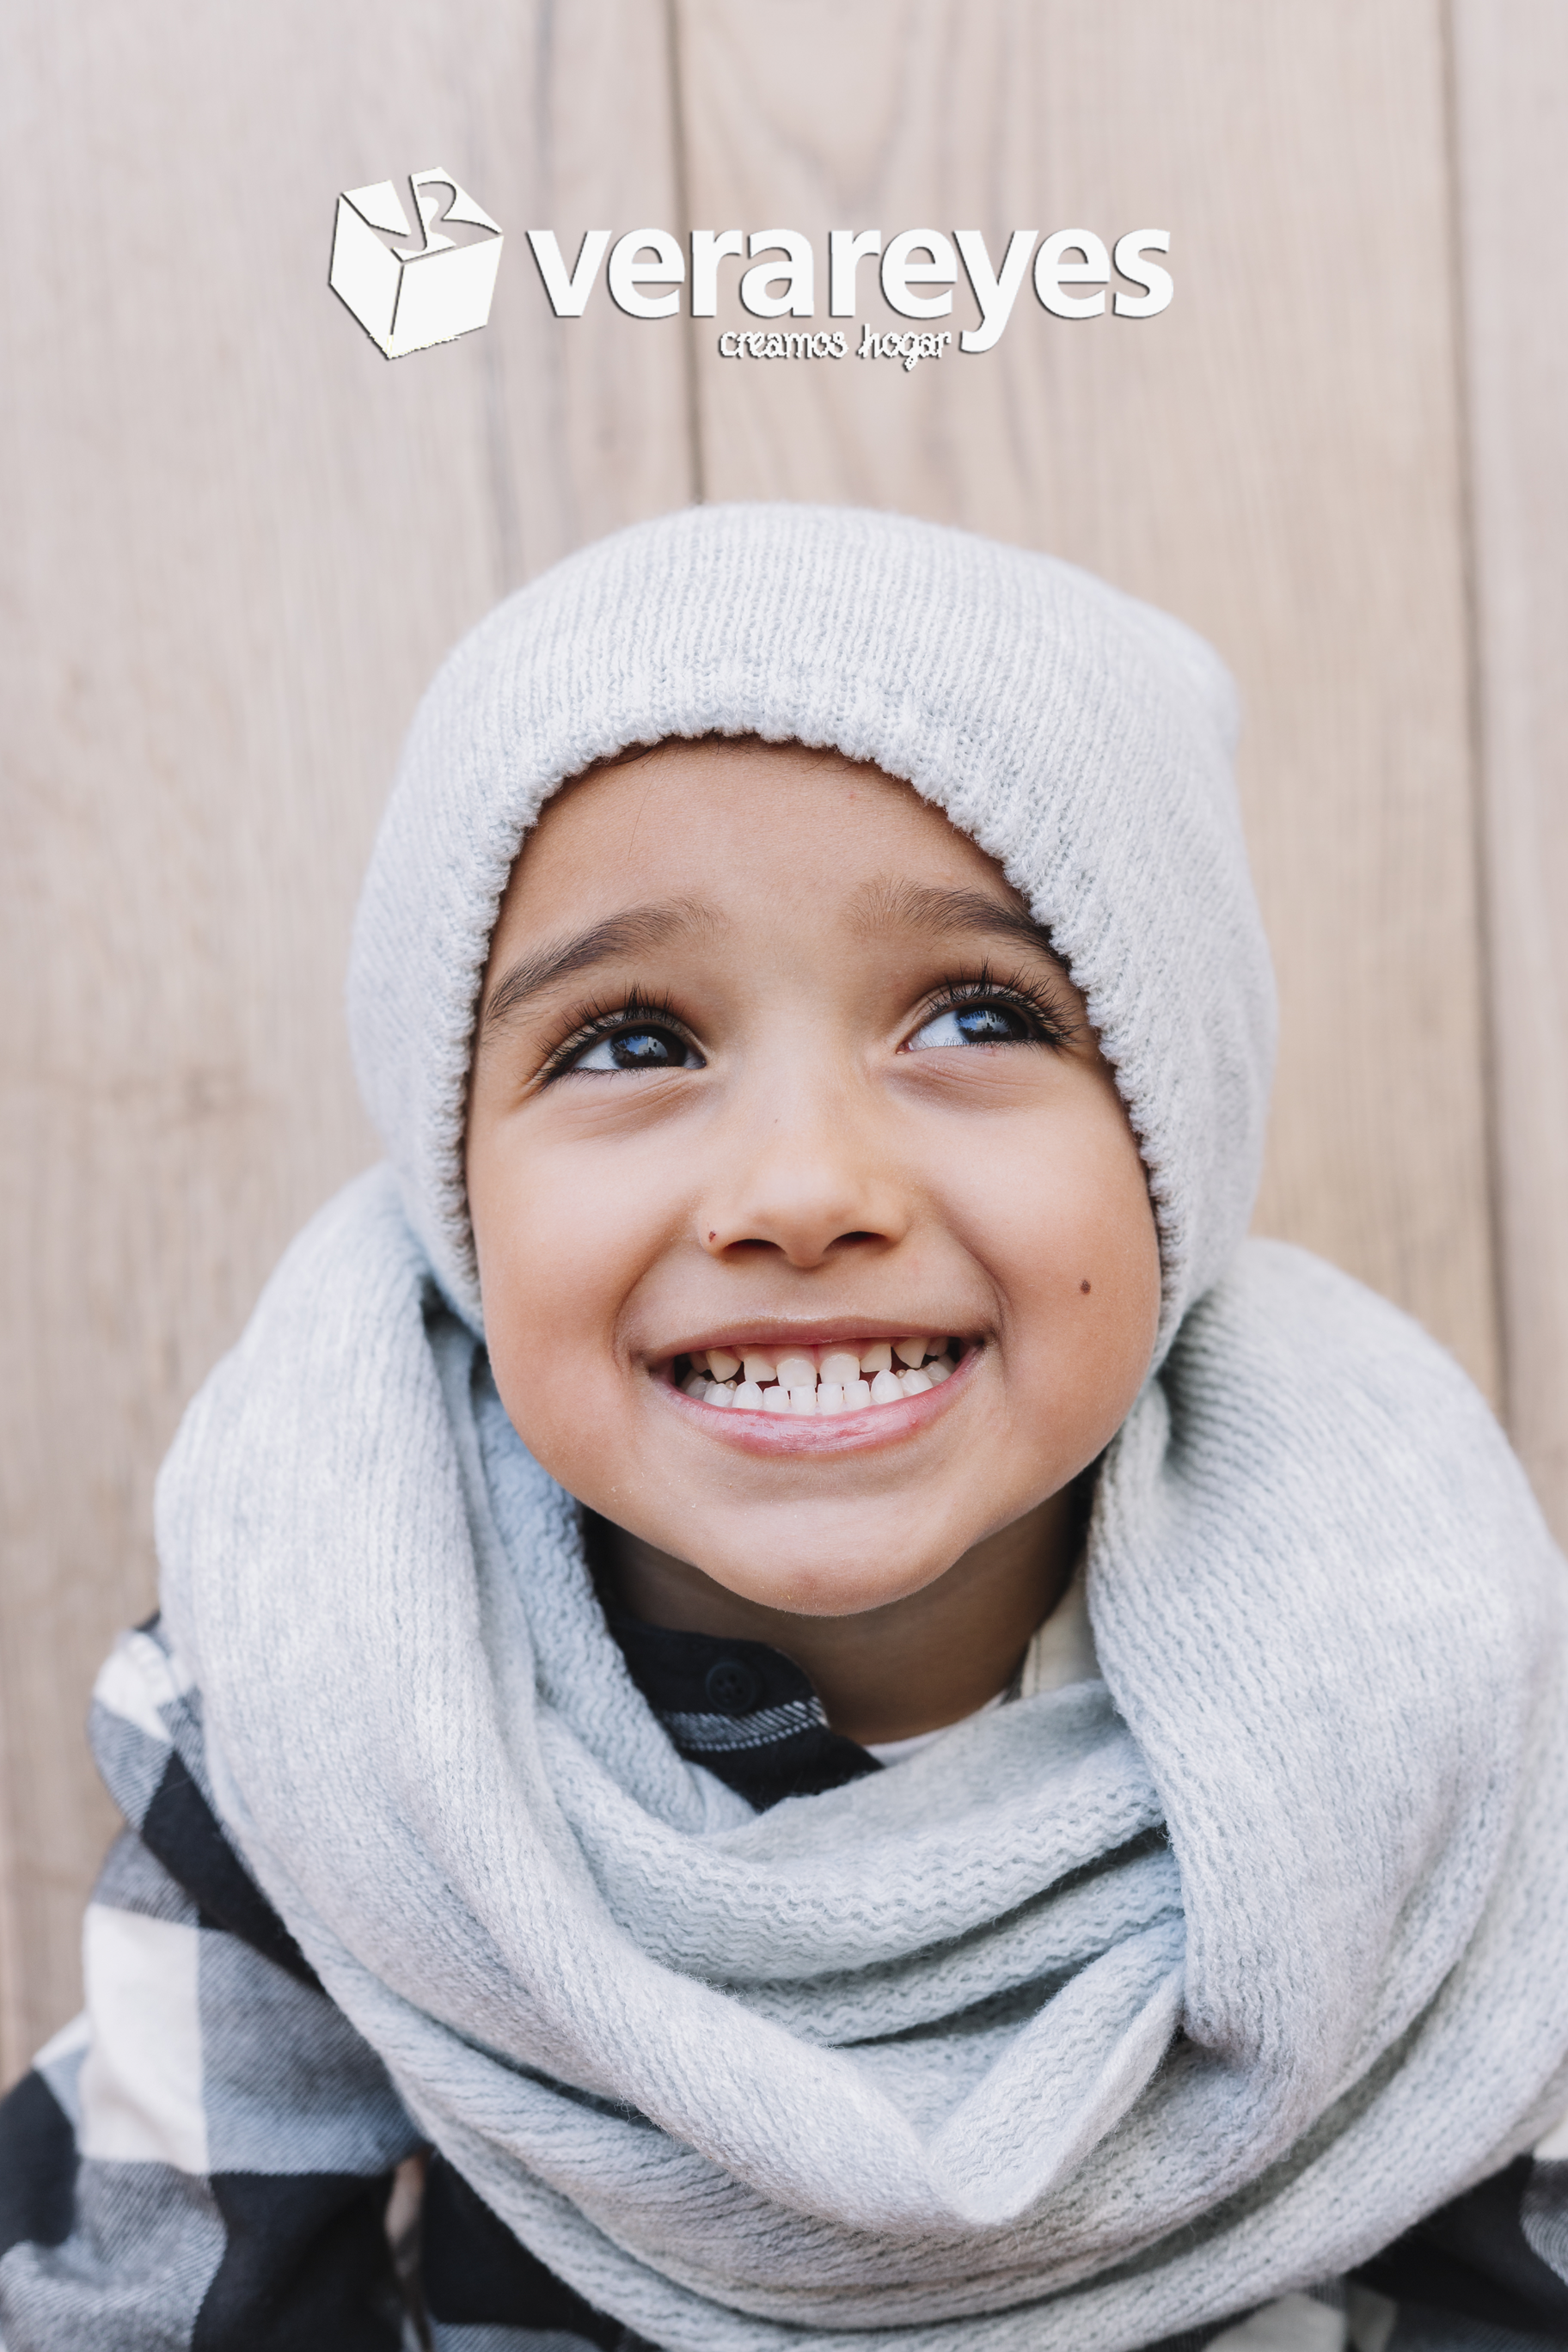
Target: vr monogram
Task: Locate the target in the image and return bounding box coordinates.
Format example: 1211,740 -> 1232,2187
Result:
330,171 -> 504,358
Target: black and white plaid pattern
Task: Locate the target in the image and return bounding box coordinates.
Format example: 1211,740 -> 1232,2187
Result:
660,1697 -> 829,1752
0,1623 -> 425,2349
3,1614 -> 1568,2349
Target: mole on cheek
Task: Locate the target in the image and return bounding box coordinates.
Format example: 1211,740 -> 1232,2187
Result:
1080,1280 -> 1092,1294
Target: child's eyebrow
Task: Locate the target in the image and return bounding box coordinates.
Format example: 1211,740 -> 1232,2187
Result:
852,879 -> 1068,968
481,900 -> 716,1028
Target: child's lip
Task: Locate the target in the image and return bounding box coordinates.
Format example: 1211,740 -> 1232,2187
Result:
662,1324 -> 970,1359
653,1341 -> 979,1455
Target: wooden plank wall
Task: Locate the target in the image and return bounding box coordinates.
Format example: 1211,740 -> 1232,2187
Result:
1,0 -> 1562,2069
681,0 -> 1496,1393
1450,1 -> 1568,1545
0,0 -> 691,2073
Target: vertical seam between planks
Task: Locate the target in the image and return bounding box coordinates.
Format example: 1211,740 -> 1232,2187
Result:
1440,0 -> 1510,1430
664,0 -> 706,505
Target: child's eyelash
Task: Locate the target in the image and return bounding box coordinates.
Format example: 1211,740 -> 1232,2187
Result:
537,987 -> 689,1081
918,964 -> 1081,1050
534,963 -> 1078,1081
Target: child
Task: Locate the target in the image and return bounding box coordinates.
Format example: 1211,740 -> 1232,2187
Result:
3,504 -> 1567,2352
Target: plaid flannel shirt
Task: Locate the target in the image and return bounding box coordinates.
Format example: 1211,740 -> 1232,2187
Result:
3,1612 -> 1568,2351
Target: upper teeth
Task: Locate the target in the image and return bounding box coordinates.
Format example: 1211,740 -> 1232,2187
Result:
679,1339 -> 959,1413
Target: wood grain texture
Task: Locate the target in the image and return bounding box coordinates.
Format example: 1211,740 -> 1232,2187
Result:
675,0 -> 1499,1400
1450,0 -> 1568,1544
0,0 -> 689,2069
8,0 -> 1553,2084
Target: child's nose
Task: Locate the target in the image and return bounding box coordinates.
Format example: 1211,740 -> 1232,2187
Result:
697,1094 -> 910,1269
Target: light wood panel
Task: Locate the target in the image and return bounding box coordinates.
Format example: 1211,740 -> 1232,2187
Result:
676,0 -> 1499,1403
1450,0 -> 1568,1546
0,0 -> 690,2070
10,0 -> 1565,2080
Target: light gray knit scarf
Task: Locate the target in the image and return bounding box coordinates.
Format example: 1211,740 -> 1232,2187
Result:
156,507 -> 1568,2349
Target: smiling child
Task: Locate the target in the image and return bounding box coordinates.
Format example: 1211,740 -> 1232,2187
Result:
466,737 -> 1157,1740
3,505 -> 1568,2352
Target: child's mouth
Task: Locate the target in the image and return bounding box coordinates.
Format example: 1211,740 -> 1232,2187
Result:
661,1337 -> 970,1418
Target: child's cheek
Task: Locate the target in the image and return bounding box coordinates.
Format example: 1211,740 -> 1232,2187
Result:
469,1130 -> 665,1467
950,1085 -> 1159,1374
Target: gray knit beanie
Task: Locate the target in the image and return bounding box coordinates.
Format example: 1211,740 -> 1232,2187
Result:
347,502 -> 1276,1366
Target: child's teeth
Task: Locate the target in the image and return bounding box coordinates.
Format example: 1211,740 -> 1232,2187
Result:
689,1350 -> 710,1373
686,1347 -> 965,1413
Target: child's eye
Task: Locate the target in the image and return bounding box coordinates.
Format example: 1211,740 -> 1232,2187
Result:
565,1022 -> 701,1075
908,1000 -> 1043,1050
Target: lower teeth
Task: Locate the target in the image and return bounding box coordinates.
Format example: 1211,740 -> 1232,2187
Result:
679,1347 -> 959,1414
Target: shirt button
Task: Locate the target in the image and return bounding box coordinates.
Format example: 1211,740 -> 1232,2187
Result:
704,1658 -> 760,1715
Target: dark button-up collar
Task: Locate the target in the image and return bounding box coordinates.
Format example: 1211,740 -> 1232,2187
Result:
606,1607 -> 880,1811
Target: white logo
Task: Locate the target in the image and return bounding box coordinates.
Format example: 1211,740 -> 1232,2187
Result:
329,170 -> 503,358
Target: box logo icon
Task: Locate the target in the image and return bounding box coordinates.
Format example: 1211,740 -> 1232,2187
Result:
330,169 -> 503,358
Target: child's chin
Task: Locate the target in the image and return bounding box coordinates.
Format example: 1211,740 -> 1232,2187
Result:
692,1552 -> 958,1621
673,1494 -> 985,1618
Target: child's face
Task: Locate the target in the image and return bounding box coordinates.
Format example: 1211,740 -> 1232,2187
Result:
466,740 -> 1160,1620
